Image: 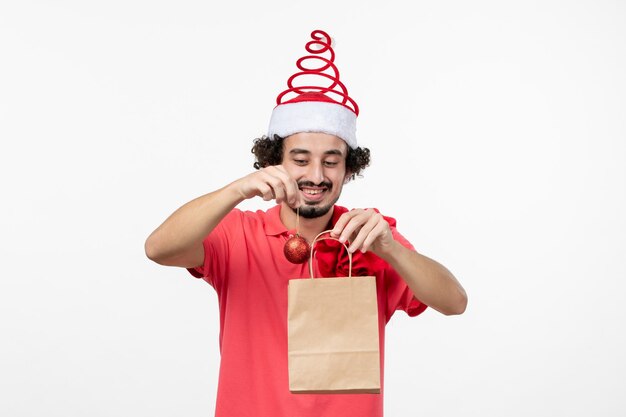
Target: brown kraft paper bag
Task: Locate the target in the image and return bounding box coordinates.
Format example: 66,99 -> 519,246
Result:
287,231 -> 381,394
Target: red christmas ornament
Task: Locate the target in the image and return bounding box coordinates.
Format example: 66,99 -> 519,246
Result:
284,234 -> 310,264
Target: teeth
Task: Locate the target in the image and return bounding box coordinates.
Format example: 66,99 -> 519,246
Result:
302,189 -> 324,195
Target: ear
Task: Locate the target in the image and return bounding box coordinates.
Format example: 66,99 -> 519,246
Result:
343,171 -> 352,184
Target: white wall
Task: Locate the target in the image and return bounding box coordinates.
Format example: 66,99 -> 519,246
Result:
1,0 -> 624,416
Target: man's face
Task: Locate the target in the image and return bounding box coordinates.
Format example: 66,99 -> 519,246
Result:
281,132 -> 349,219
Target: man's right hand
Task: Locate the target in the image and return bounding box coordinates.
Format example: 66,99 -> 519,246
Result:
145,165 -> 302,268
233,165 -> 302,208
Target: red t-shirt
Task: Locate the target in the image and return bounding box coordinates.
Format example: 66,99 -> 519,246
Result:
188,205 -> 427,417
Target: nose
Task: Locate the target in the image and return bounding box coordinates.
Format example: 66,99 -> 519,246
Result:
307,160 -> 325,185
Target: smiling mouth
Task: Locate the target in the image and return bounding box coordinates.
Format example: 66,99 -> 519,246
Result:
299,187 -> 328,199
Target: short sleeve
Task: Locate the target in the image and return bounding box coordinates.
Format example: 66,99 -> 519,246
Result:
186,209 -> 243,289
384,226 -> 428,321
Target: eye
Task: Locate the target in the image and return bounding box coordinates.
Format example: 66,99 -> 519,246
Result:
293,159 -> 308,165
324,161 -> 339,167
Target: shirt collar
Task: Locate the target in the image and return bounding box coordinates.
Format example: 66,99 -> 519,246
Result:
264,205 -> 289,236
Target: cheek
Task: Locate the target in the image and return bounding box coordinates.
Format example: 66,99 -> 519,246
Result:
331,172 -> 347,189
281,161 -> 298,174
285,166 -> 308,182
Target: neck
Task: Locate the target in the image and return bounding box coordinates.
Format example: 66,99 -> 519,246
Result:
279,202 -> 334,243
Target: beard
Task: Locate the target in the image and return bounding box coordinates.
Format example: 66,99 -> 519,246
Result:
296,200 -> 336,218
291,180 -> 340,219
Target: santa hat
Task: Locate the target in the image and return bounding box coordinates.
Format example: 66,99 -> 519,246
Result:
267,30 -> 359,149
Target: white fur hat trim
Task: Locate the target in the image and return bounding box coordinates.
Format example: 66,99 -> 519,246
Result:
267,101 -> 357,149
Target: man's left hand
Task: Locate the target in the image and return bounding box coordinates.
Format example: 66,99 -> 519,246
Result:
330,209 -> 395,257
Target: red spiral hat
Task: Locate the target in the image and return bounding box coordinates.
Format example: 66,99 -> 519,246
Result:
267,30 -> 359,148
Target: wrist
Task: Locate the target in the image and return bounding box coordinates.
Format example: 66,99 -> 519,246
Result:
222,180 -> 248,205
374,238 -> 402,262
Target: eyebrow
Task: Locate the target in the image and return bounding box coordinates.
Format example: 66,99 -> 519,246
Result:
289,148 -> 345,156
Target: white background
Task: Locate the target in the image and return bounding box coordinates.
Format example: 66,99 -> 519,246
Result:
1,0 -> 625,416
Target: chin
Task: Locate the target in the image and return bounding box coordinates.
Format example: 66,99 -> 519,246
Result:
298,205 -> 332,219
292,200 -> 337,219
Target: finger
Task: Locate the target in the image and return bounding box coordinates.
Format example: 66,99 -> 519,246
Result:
269,178 -> 287,204
337,210 -> 368,244
268,166 -> 300,207
282,174 -> 301,208
257,183 -> 275,201
348,213 -> 380,253
331,209 -> 363,239
260,171 -> 287,204
361,218 -> 389,253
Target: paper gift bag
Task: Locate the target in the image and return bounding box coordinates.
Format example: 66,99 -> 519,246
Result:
287,231 -> 381,394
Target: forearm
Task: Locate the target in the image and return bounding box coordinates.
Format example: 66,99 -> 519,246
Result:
379,241 -> 467,316
144,181 -> 244,266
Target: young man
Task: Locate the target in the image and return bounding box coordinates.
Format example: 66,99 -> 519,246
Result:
145,30 -> 467,416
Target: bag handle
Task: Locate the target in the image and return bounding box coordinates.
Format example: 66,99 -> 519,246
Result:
308,230 -> 353,279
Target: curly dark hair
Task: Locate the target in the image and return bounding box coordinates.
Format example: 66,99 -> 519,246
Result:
251,134 -> 371,181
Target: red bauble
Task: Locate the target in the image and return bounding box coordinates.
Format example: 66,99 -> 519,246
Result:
284,234 -> 310,264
